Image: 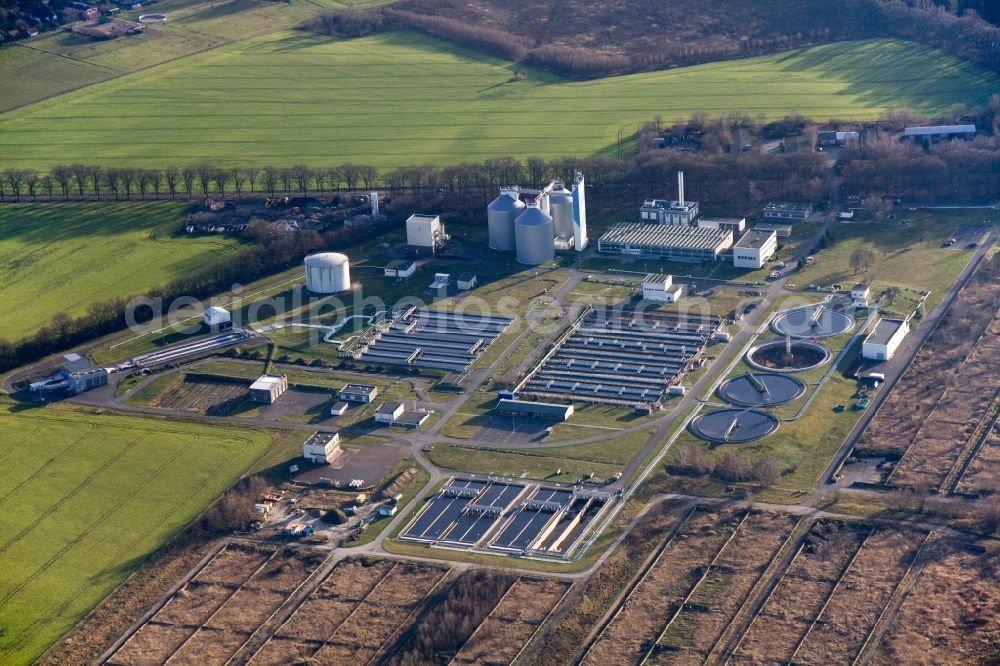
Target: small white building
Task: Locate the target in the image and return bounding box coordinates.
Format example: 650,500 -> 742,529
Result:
697,217 -> 746,235
851,284 -> 871,308
329,401 -> 349,417
249,374 -> 288,404
732,229 -> 777,269
406,213 -> 448,254
457,272 -> 477,291
375,401 -> 406,424
384,260 -> 416,280
340,383 -> 378,403
642,274 -> 683,303
302,431 -> 341,464
204,305 -> 231,328
862,317 -> 910,361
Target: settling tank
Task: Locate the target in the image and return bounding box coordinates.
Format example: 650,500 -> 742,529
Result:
304,252 -> 351,293
515,205 -> 555,265
487,190 -> 523,251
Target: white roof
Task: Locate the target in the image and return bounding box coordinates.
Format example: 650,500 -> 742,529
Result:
250,374 -> 285,390
205,305 -> 229,315
903,124 -> 975,136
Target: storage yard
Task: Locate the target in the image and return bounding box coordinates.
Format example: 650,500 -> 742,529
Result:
356,308 -> 513,373
516,307 -> 722,410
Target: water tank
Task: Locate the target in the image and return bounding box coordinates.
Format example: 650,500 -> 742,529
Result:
548,186 -> 574,239
514,206 -> 555,265
488,191 -> 523,251
304,252 -> 351,293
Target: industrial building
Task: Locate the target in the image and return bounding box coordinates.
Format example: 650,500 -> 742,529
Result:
457,272 -> 478,291
487,171 -> 588,265
340,383 -> 378,403
863,317 -> 910,361
639,172 -> 698,225
384,260 -> 416,281
401,476 -> 613,559
249,374 -> 288,403
406,214 -> 448,255
304,252 -> 351,294
752,222 -> 793,238
302,431 -> 341,464
642,274 -> 683,303
763,202 -> 813,221
30,353 -> 110,395
732,229 -> 778,269
517,307 -> 721,410
598,223 -> 733,262
375,400 -> 430,428
903,124 -> 976,142
357,308 -> 513,373
817,130 -> 859,146
697,217 -> 746,234
203,306 -> 231,328
852,284 -> 872,308
375,401 -> 405,424
495,399 -> 574,421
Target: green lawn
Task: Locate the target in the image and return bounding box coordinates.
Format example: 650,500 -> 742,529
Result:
0,401 -> 271,663
2,34 -> 997,170
0,202 -> 244,340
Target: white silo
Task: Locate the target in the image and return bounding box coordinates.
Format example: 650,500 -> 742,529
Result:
488,189 -> 523,251
514,204 -> 555,265
548,183 -> 574,239
304,252 -> 351,293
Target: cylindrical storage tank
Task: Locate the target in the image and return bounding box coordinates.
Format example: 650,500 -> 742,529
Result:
488,193 -> 523,251
548,189 -> 574,238
515,206 -> 555,265
304,252 -> 351,293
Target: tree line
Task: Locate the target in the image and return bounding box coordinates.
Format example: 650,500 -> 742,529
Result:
302,0 -> 1000,80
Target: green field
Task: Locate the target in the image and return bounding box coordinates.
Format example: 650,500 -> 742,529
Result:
0,202 -> 243,340
0,401 -> 271,663
1,34 -> 997,170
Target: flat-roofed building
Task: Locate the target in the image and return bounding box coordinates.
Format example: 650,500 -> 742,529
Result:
376,400 -> 429,428
598,223 -> 733,262
763,202 -> 813,221
732,229 -> 777,269
406,213 -> 447,255
204,306 -> 231,328
384,259 -> 416,280
375,401 -> 405,424
639,198 -> 700,226
642,273 -> 683,303
340,383 -> 378,403
852,283 -> 871,308
496,399 -> 574,421
457,272 -> 478,290
697,217 -> 746,234
249,374 -> 288,404
903,124 -> 975,142
862,317 -> 910,361
752,222 -> 793,238
302,431 -> 341,464
60,354 -> 108,394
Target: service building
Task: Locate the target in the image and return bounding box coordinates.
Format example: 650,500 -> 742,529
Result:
862,318 -> 910,361
496,399 -> 574,421
697,217 -> 746,234
406,214 -> 448,254
642,274 -> 683,303
763,202 -> 813,221
732,229 -> 777,269
302,431 -> 342,464
249,374 -> 288,404
340,383 -> 378,403
598,223 -> 733,262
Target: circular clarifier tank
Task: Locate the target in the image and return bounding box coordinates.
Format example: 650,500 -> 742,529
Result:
718,372 -> 806,407
690,408 -> 779,443
772,306 -> 854,338
746,340 -> 831,373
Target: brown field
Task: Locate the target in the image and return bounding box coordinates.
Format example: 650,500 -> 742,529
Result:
955,419 -> 1000,496
649,511 -> 800,665
874,541 -> 1000,665
150,375 -> 249,414
521,499 -> 692,666
729,520 -> 870,663
250,559 -> 449,665
451,578 -> 571,665
582,507 -> 749,665
107,543 -> 323,666
856,258 -> 1000,491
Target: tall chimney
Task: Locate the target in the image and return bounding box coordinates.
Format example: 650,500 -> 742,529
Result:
678,171 -> 685,207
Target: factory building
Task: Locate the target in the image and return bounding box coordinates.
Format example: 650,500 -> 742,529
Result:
863,318 -> 910,361
697,217 -> 746,235
203,306 -> 231,329
406,214 -> 448,255
486,171 -> 588,265
249,374 -> 288,404
304,252 -> 351,294
642,274 -> 683,303
598,223 -> 733,262
639,172 -> 698,225
302,431 -> 342,464
763,202 -> 813,221
732,229 -> 778,269
375,400 -> 430,428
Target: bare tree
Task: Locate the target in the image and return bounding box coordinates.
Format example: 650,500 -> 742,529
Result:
87,166 -> 103,197
147,169 -> 162,199
340,162 -> 359,190
291,164 -> 312,194
245,167 -> 259,193
120,167 -> 137,199
358,164 -> 378,190
3,169 -> 25,199
262,167 -> 279,196
231,168 -> 247,198
165,167 -> 180,199
41,174 -> 55,199
24,170 -> 39,201
70,164 -> 88,196
50,165 -> 73,199
212,169 -> 229,197
196,163 -> 214,195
